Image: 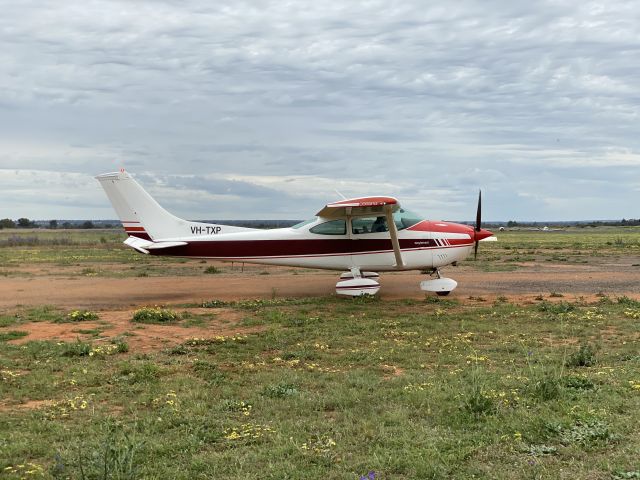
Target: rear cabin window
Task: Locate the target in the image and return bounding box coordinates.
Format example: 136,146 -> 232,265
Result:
309,220 -> 346,235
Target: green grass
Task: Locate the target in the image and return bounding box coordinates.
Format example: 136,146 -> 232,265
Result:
1,297 -> 639,478
0,306 -> 65,327
472,226 -> 640,269
0,330 -> 28,342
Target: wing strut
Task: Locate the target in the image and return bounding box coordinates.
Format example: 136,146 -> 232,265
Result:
384,205 -> 404,268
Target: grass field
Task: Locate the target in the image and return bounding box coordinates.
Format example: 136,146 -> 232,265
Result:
1,227 -> 639,479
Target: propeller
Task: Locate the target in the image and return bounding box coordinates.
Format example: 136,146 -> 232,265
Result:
474,190 -> 481,259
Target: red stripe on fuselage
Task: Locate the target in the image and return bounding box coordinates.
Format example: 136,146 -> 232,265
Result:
145,238 -> 472,259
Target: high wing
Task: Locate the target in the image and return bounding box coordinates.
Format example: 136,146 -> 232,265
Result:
316,197 -> 404,268
315,196 -> 400,218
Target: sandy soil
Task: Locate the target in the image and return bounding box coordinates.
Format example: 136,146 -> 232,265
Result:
1,264 -> 638,310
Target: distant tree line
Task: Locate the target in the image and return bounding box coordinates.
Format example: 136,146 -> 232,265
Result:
502,219 -> 640,227
0,218 -> 36,228
0,218 -> 115,229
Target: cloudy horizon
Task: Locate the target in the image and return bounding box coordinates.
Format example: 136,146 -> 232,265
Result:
1,0 -> 639,222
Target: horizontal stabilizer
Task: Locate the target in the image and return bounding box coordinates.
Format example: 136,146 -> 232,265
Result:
146,241 -> 188,250
123,236 -> 187,254
124,236 -> 153,254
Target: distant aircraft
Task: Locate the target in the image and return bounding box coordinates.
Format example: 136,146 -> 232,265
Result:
96,170 -> 495,296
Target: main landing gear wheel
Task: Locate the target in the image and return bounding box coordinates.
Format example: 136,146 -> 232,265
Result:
336,268 -> 380,296
420,269 -> 457,296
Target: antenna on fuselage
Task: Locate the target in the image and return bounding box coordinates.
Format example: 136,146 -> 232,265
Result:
334,189 -> 347,200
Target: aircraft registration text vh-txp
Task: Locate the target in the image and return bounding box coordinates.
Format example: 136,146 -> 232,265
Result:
96,170 -> 495,296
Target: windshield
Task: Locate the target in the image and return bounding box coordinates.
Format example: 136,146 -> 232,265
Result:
291,218 -> 317,229
393,208 -> 422,230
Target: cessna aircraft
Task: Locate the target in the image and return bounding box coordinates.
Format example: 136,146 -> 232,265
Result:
96,170 -> 495,296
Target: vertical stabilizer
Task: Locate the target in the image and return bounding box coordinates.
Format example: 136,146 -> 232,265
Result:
95,170 -> 254,240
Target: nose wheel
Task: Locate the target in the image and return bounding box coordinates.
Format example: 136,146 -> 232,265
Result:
420,269 -> 457,296
336,267 -> 380,296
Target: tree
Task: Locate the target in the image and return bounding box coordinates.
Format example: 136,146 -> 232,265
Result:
62,222 -> 72,229
17,218 -> 33,228
81,221 -> 94,229
49,220 -> 58,229
0,218 -> 16,229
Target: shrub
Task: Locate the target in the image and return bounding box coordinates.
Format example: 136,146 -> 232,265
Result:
62,339 -> 92,357
52,422 -> 142,479
204,266 -> 221,274
261,383 -> 299,398
558,420 -> 618,447
530,373 -> 562,401
463,386 -> 497,418
193,360 -> 218,375
192,360 -> 226,384
168,344 -> 189,355
117,362 -> 160,383
63,310 -> 99,322
563,375 -> 595,390
201,299 -> 230,308
566,344 -> 597,368
617,296 -> 640,307
132,307 -> 179,324
538,301 -> 575,314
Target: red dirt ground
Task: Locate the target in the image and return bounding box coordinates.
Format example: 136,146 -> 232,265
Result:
5,308 -> 262,352
1,266 -> 638,310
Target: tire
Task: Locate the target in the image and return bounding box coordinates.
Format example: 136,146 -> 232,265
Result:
436,291 -> 450,297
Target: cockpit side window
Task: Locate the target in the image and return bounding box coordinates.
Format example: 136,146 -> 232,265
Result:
309,219 -> 347,235
352,216 -> 388,234
350,209 -> 422,234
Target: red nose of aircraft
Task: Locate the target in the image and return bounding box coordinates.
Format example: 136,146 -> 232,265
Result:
474,228 -> 494,242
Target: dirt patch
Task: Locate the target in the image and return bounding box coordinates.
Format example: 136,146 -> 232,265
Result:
381,364 -> 405,379
4,307 -> 262,352
0,399 -> 54,412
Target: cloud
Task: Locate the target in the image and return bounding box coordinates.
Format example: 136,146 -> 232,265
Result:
0,0 -> 639,220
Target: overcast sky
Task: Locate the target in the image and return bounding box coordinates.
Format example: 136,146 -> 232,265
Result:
1,0 -> 639,221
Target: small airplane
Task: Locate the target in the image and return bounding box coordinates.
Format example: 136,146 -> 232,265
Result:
96,170 -> 495,296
